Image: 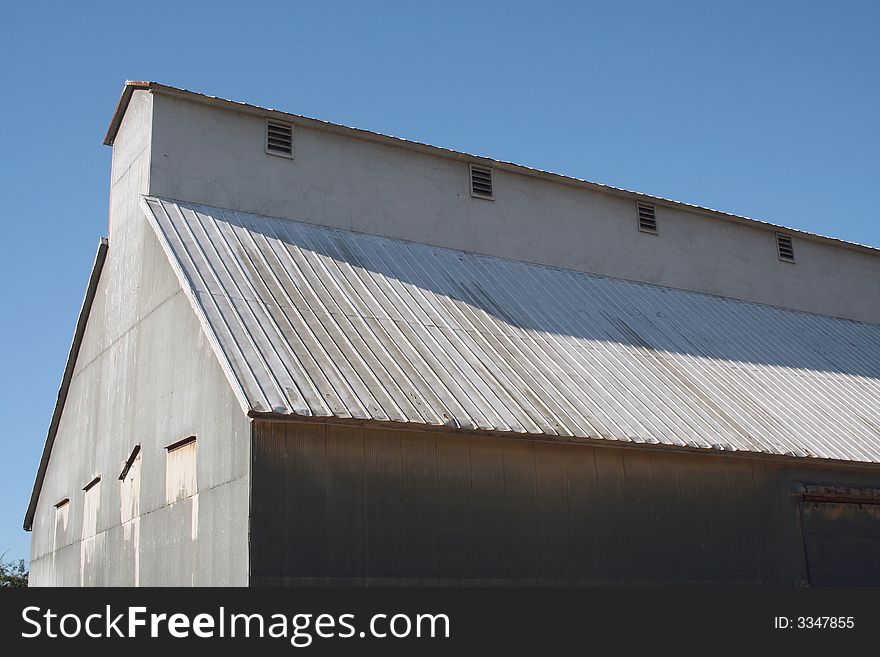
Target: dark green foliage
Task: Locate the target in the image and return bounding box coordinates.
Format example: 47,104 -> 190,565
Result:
0,553 -> 28,587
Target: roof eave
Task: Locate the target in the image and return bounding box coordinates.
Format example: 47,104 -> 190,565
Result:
103,80 -> 152,146
24,237 -> 109,531
246,410 -> 880,471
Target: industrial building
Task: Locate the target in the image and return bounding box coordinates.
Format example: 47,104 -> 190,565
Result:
25,81 -> 880,586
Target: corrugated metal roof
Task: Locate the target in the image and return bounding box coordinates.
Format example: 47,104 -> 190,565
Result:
143,196 -> 880,464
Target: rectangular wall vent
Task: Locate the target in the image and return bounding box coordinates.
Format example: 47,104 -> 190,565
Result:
637,202 -> 657,234
776,232 -> 795,262
470,164 -> 494,200
266,119 -> 294,158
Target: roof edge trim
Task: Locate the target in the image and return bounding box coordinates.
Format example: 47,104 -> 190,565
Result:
139,196 -> 253,416
247,411 -> 880,471
24,237 -> 109,531
103,80 -> 152,146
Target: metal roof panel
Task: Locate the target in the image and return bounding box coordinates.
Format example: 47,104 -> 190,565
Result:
143,196 -> 880,464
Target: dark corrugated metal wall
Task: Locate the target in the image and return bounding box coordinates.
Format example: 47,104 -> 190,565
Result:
250,421 -> 880,586
800,501 -> 880,585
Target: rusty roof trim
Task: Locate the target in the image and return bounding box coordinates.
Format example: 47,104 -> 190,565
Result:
24,237 -> 109,531
103,80 -> 151,146
105,81 -> 878,257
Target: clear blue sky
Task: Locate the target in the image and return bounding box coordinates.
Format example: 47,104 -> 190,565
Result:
1,0 -> 877,564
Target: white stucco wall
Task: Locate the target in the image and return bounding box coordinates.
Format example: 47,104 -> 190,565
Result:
146,91 -> 880,324
29,91 -> 250,586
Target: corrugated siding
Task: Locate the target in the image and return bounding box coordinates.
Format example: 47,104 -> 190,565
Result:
143,196 -> 880,463
250,421 -> 859,585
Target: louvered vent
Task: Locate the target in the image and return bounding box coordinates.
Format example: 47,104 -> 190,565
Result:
470,164 -> 494,200
776,233 -> 795,262
637,202 -> 657,234
266,119 -> 293,157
